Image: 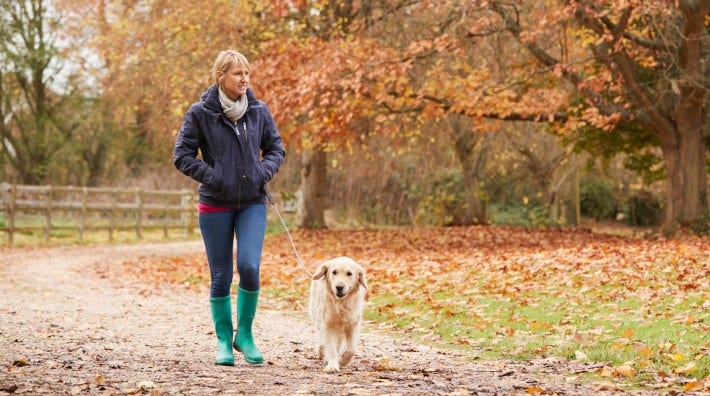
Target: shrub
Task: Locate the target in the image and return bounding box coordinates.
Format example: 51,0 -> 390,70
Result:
579,175 -> 616,221
489,203 -> 550,228
626,189 -> 663,226
684,211 -> 710,236
489,204 -> 528,227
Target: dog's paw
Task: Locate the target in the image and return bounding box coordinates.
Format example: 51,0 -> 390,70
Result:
339,351 -> 354,367
323,362 -> 340,373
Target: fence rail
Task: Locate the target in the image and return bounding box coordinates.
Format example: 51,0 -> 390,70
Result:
0,183 -> 199,245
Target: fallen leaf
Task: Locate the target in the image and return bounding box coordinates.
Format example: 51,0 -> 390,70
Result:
674,361 -> 696,375
615,365 -> 635,378
622,327 -> 634,339
596,382 -> 623,391
525,386 -> 544,394
658,342 -> 676,353
0,385 -> 18,393
372,357 -> 399,371
599,366 -> 614,377
638,346 -> 654,357
683,381 -> 703,392
669,353 -> 686,362
646,381 -> 673,389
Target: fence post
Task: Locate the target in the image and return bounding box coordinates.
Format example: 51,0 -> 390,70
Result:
79,187 -> 87,242
180,191 -> 193,236
2,183 -> 16,246
135,188 -> 143,239
162,196 -> 169,238
188,193 -> 196,235
109,188 -> 117,241
9,183 -> 16,246
44,185 -> 52,243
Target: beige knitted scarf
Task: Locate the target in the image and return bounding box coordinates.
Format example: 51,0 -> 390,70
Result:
218,87 -> 248,122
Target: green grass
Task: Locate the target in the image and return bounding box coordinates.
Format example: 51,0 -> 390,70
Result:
363,287 -> 709,383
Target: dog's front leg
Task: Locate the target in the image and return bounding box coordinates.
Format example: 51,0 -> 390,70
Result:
339,327 -> 357,367
323,337 -> 340,373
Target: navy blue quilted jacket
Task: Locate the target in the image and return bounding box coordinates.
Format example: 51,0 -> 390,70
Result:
173,85 -> 285,208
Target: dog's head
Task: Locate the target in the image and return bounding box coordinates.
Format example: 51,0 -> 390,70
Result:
313,256 -> 367,299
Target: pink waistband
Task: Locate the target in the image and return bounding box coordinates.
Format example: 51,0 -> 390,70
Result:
197,202 -> 232,213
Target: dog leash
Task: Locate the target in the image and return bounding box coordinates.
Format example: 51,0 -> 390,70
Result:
264,185 -> 313,279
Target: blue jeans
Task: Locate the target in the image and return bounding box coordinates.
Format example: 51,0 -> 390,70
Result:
199,203 -> 267,297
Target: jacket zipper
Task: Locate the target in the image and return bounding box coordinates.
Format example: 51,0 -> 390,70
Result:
232,120 -> 247,143
236,120 -> 247,208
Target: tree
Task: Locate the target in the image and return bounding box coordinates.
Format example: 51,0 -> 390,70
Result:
0,0 -> 80,184
485,0 -> 709,230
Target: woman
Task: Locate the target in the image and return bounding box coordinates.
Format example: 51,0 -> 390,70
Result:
173,50 -> 285,366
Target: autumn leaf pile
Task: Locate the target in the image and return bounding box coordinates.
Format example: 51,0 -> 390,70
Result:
122,226 -> 709,391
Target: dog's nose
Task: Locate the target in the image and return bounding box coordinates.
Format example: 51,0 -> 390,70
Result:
336,285 -> 344,295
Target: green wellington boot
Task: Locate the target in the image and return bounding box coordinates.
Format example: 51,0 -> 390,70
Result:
233,287 -> 264,364
209,296 -> 235,366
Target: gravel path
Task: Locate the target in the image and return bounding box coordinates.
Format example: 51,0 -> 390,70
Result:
0,242 -> 654,395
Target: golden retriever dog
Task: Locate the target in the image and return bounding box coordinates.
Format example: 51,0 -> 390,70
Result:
308,256 -> 368,373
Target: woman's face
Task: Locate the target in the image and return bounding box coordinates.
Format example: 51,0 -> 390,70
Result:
220,62 -> 249,100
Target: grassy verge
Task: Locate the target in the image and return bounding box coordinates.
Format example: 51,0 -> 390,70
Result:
364,285 -> 708,382
257,227 -> 709,392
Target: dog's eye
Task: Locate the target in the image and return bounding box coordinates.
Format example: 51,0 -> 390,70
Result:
347,271 -> 353,276
332,270 -> 337,275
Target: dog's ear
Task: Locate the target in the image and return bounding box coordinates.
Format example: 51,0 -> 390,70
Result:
357,265 -> 368,290
313,263 -> 329,280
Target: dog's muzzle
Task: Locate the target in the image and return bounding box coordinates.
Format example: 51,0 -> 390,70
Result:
335,285 -> 346,298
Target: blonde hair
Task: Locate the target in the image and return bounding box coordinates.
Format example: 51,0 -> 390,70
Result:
211,50 -> 251,85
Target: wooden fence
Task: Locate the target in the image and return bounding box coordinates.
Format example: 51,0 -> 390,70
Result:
0,183 -> 198,245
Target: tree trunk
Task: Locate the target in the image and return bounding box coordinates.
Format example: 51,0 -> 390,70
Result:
454,140 -> 487,225
660,127 -> 707,229
299,147 -> 328,229
450,116 -> 488,225
656,1 -> 709,230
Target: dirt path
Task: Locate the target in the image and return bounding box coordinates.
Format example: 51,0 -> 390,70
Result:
0,242 -> 653,395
